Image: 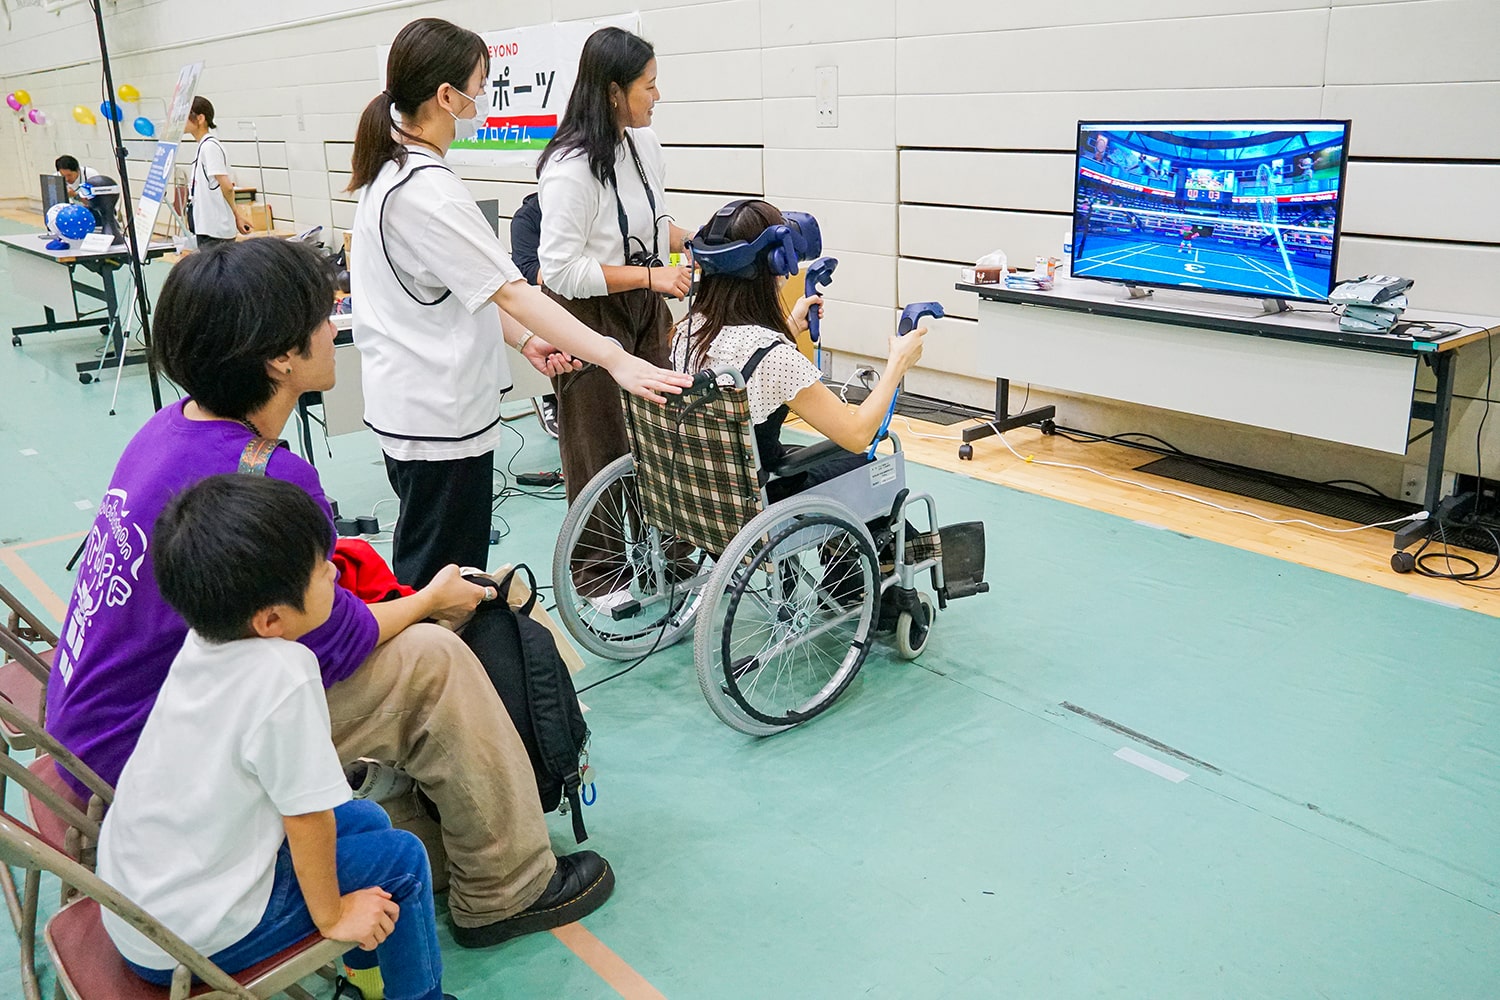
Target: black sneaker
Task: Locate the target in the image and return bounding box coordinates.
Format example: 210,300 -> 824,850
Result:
533,393 -> 560,439
450,851 -> 614,949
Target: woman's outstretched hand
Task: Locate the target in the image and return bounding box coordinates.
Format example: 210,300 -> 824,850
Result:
605,354 -> 693,404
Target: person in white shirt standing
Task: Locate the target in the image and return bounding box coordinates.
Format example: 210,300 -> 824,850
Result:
98,474 -> 459,1000
185,96 -> 252,250
536,27 -> 694,605
348,17 -> 690,593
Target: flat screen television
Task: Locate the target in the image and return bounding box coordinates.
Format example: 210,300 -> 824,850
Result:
1070,120 -> 1351,303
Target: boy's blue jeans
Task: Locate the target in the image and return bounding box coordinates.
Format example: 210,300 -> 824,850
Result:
126,799 -> 444,1000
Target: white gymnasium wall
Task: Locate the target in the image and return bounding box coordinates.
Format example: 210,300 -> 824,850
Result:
2,0 -> 1496,487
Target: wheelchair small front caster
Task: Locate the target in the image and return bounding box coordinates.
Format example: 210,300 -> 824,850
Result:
896,592 -> 936,660
1041,418 -> 1056,435
958,443 -> 974,461
1391,550 -> 1416,574
78,372 -> 94,385
10,336 -> 19,347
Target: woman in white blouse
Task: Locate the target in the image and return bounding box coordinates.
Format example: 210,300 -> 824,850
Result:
536,27 -> 693,603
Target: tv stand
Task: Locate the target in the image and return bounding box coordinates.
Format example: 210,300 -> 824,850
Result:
956,276 -> 1500,569
1261,298 -> 1290,315
1124,285 -> 1153,300
957,377 -> 1057,461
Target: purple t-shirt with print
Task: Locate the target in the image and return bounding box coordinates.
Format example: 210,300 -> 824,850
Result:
46,401 -> 379,792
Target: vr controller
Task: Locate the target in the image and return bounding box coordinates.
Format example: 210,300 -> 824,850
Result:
688,199 -> 823,280
867,301 -> 943,459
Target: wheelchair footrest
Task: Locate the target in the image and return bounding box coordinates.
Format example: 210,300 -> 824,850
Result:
936,521 -> 987,605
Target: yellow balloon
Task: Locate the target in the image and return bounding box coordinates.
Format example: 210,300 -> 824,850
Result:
72,105 -> 97,126
14,89 -> 31,106
117,84 -> 140,103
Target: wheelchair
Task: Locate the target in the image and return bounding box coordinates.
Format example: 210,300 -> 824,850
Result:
551,368 -> 988,736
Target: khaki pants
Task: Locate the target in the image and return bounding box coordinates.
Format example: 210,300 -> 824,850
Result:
326,623 -> 556,927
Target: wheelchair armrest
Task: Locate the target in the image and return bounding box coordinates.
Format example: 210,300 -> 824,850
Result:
766,438 -> 852,479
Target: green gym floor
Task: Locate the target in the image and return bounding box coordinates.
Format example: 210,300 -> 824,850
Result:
2,216 -> 1498,999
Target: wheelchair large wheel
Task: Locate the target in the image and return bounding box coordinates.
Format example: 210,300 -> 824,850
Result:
552,454 -> 709,661
694,494 -> 879,736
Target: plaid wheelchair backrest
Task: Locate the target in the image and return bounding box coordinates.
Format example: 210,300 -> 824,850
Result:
622,378 -> 766,556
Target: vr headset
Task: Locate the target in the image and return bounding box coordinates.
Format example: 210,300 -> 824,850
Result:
688,199 -> 822,280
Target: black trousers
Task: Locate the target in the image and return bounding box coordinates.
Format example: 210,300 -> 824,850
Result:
383,451 -> 494,589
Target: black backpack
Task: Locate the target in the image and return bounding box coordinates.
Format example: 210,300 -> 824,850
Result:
458,565 -> 592,843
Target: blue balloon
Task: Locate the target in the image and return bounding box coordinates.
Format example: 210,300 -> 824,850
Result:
54,204 -> 96,241
132,116 -> 155,137
99,100 -> 123,122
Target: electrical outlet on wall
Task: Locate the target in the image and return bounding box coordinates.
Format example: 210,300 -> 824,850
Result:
815,66 -> 838,128
1401,463 -> 1457,505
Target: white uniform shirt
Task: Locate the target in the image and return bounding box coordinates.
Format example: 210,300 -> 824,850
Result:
188,132 -> 237,239
351,147 -> 521,462
97,633 -> 350,970
672,319 -> 822,423
537,127 -> 669,300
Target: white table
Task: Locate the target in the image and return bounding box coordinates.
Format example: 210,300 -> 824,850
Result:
3,232 -> 174,383
957,276 -> 1500,554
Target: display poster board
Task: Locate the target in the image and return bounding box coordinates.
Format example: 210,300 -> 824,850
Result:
376,14 -> 638,168
132,61 -> 202,262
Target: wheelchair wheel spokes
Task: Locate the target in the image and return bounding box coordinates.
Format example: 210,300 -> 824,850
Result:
552,455 -> 707,660
699,504 -> 878,733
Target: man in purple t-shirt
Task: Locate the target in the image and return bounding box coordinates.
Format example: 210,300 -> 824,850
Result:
47,237 -> 615,948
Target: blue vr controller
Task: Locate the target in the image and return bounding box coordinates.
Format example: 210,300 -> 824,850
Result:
804,256 -> 838,368
867,301 -> 944,459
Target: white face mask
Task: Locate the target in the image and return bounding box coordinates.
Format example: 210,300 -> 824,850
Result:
448,86 -> 490,142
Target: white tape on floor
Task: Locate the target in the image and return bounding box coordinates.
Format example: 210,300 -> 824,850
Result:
1115,747 -> 1189,783
19,449 -> 37,456
73,500 -> 92,510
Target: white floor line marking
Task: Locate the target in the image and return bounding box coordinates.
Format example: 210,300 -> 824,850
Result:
1407,592 -> 1466,610
1115,746 -> 1189,783
73,500 -> 92,510
20,449 -> 38,456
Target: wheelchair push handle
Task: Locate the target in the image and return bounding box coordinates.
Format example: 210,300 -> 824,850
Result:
804,257 -> 838,344
868,301 -> 945,459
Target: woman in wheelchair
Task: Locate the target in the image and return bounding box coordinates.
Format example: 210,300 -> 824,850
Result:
671,199 -> 928,503
551,197 -> 977,736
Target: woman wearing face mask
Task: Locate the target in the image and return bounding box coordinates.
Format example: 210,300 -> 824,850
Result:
535,26 -> 693,607
349,18 -> 691,590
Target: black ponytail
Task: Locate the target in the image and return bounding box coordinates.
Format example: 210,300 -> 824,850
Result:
349,17 -> 489,192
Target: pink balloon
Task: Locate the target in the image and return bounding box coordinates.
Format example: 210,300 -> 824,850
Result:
28,109 -> 46,125
4,95 -> 21,112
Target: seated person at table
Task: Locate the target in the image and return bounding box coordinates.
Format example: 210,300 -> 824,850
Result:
99,474 -> 456,1000
672,199 -> 928,501
46,237 -> 613,953
55,154 -> 102,206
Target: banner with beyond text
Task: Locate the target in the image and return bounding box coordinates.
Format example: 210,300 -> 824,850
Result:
131,61 -> 202,262
377,14 -> 639,168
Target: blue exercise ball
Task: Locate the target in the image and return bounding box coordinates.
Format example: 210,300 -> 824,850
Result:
132,116 -> 155,137
54,203 -> 97,241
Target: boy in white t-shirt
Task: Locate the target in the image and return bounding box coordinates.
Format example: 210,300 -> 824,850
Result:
97,474 -> 456,1000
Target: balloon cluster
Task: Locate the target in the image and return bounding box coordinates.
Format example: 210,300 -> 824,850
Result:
8,83 -> 153,135
69,84 -> 154,135
5,90 -> 48,128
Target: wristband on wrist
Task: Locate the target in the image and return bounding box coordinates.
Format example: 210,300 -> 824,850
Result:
514,329 -> 535,352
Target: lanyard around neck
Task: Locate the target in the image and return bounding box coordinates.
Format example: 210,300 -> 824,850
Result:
608,132 -> 659,264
